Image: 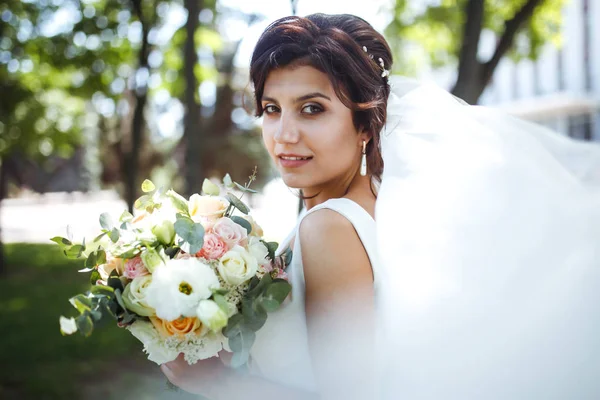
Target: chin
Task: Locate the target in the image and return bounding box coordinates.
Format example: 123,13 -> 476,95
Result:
279,171 -> 315,190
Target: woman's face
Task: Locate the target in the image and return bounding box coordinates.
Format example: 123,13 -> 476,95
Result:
261,65 -> 365,191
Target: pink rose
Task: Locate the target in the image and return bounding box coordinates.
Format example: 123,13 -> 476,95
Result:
196,233 -> 228,260
123,256 -> 149,279
212,218 -> 248,248
275,269 -> 289,281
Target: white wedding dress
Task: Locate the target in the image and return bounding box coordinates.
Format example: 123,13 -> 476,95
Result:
249,77 -> 600,398
249,197 -> 381,393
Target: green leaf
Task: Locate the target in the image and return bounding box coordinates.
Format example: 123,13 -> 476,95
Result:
120,210 -> 134,223
50,236 -> 72,247
109,228 -> 120,243
202,179 -> 221,196
262,241 -> 278,261
213,293 -> 229,314
211,288 -> 229,296
99,213 -> 114,231
92,232 -> 107,243
85,252 -> 97,268
226,193 -> 249,215
90,270 -> 101,285
64,244 -> 85,259
174,214 -> 205,254
263,281 -> 292,310
75,313 -> 94,337
107,276 -> 124,293
90,285 -> 115,298
164,246 -> 181,259
114,288 -> 128,313
283,248 -> 293,267
242,299 -> 267,331
69,294 -> 92,313
222,313 -> 244,338
134,194 -> 152,210
96,249 -> 107,265
247,273 -> 272,298
233,181 -> 258,194
223,173 -> 233,188
166,189 -> 189,215
231,216 -> 252,234
141,179 -> 156,193
228,329 -> 256,368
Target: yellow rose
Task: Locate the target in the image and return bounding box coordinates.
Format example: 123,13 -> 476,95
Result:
188,194 -> 229,227
149,316 -> 208,338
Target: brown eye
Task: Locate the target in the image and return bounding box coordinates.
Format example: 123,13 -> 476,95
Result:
301,104 -> 323,114
264,104 -> 279,114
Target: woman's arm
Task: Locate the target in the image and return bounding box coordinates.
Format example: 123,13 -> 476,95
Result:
161,354 -> 319,400
299,209 -> 376,400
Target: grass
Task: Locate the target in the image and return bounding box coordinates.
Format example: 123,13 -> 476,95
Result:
0,243 -> 152,399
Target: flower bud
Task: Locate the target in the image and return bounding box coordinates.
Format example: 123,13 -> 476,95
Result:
196,300 -> 228,333
151,220 -> 175,245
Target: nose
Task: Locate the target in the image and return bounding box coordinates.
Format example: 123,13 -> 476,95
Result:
274,111 -> 300,144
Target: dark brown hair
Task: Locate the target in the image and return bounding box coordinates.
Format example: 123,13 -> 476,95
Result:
249,13 -> 393,179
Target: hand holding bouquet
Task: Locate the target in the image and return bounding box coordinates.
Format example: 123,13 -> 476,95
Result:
56,172 -> 291,366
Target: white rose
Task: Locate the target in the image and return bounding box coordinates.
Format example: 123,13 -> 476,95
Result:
217,246 -> 258,286
196,300 -> 228,332
127,320 -> 179,365
248,236 -> 269,266
122,275 -> 156,317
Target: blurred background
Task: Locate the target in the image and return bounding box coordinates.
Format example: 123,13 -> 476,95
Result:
1,0 -> 598,398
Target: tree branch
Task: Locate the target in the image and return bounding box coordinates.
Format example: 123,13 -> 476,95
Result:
482,0 -> 545,85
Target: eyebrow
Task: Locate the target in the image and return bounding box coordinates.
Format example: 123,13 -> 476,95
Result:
262,92 -> 332,103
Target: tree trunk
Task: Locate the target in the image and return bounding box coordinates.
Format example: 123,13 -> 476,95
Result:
124,0 -> 152,212
183,0 -> 203,196
0,157 -> 6,276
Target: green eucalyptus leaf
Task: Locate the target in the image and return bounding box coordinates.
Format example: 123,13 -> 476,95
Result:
85,252 -> 97,268
107,276 -> 124,293
202,179 -> 221,196
141,179 -> 156,193
96,249 -> 107,265
75,313 -> 94,337
90,285 -> 115,297
50,236 -> 72,247
222,313 -> 244,338
247,273 -> 272,298
134,194 -> 152,210
109,228 -> 120,243
69,294 -> 92,313
92,232 -> 107,243
174,215 -> 205,254
90,270 -> 101,285
166,190 -> 189,215
99,213 -> 114,231
223,173 -> 233,188
262,241 -> 278,261
226,193 -> 249,215
263,281 -> 292,308
231,216 -> 252,234
120,210 -> 134,223
64,244 -> 85,259
233,181 -> 258,194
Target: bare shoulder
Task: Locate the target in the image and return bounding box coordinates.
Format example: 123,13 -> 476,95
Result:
299,208 -> 373,284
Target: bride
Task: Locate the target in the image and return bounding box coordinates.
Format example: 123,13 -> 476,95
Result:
161,13 -> 600,399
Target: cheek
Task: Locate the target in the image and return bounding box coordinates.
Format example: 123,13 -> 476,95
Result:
261,122 -> 276,156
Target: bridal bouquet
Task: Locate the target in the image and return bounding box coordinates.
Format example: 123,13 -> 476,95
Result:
55,172 -> 291,366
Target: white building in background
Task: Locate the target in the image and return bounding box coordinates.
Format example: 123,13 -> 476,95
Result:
422,0 -> 600,142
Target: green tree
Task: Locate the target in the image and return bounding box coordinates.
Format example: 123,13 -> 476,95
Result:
385,0 -> 566,104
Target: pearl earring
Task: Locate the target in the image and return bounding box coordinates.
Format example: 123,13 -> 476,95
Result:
360,140 -> 367,176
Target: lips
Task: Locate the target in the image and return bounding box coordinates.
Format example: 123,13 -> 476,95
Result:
277,154 -> 313,168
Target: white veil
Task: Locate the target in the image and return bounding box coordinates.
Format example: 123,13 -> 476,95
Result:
376,77 -> 600,398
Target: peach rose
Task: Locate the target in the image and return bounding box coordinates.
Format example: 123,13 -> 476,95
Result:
196,233 -> 228,260
188,194 -> 228,229
97,256 -> 125,281
242,215 -> 264,238
149,316 -> 208,338
212,217 -> 248,248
